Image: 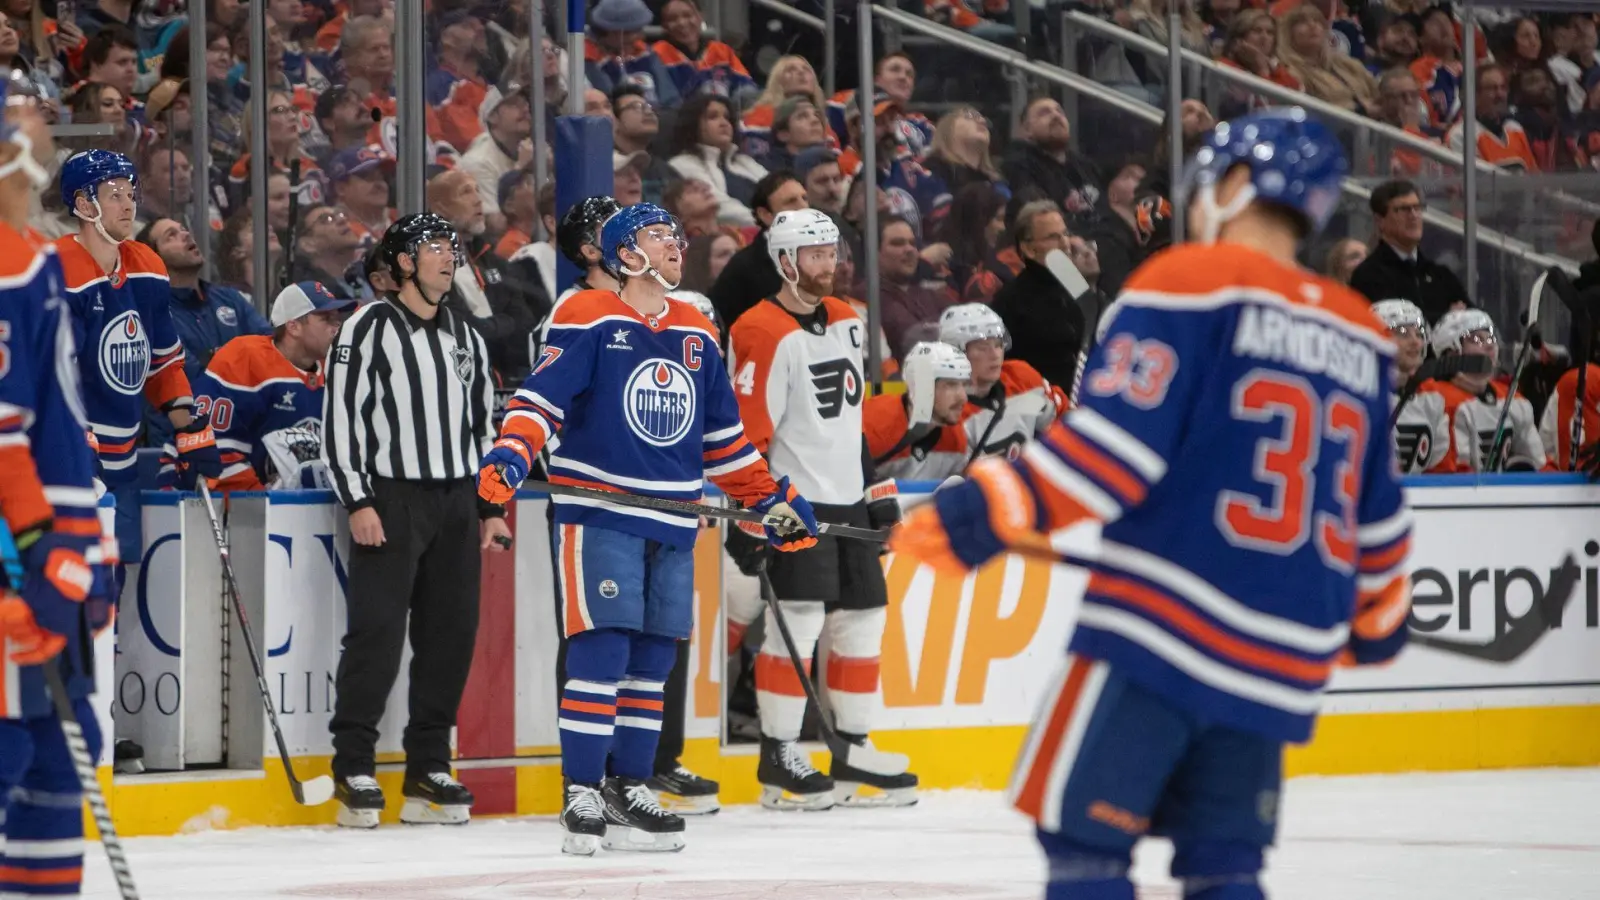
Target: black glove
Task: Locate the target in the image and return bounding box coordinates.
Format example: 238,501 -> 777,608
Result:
1578,441 -> 1600,481
724,520 -> 769,577
864,479 -> 901,530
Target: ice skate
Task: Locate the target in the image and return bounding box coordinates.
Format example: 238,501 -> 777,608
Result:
559,782 -> 607,856
833,738 -> 919,808
757,736 -> 835,811
399,772 -> 473,825
335,775 -> 386,829
647,765 -> 721,815
600,776 -> 686,852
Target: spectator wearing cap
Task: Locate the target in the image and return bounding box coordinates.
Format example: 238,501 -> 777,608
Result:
1367,15 -> 1420,75
1084,157 -> 1148,298
926,106 -> 1007,200
584,0 -> 681,110
614,149 -> 647,206
143,76 -> 192,144
193,281 -> 357,493
1002,96 -> 1102,226
825,52 -> 934,161
138,216 -> 272,387
739,55 -> 826,161
867,215 -> 959,362
667,93 -> 768,226
989,200 -> 1085,390
229,87 -> 329,212
794,146 -> 844,216
460,83 -> 532,234
291,204 -> 365,300
503,182 -> 559,303
315,86 -> 375,166
653,0 -> 755,102
754,95 -> 828,173
612,83 -> 679,205
838,91 -> 951,239
426,10 -> 490,153
706,169 -> 808,329
1348,180 -> 1470,324
328,146 -> 398,249
426,167 -> 547,380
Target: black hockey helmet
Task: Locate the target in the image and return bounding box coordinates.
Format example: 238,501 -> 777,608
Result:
557,195 -> 621,267
380,211 -> 461,277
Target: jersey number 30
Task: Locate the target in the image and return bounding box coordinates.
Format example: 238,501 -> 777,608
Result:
1217,370 -> 1367,573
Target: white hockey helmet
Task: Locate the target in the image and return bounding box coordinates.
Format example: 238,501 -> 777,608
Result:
902,341 -> 972,426
1430,308 -> 1497,356
1372,299 -> 1425,334
672,290 -> 717,322
766,209 -> 840,285
938,303 -> 1011,350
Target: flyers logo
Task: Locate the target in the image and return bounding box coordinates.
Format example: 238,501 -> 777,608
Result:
810,358 -> 863,419
1134,196 -> 1170,246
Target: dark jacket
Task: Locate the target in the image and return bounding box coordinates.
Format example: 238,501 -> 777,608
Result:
166,281 -> 274,385
1348,240 -> 1469,325
288,257 -> 359,300
990,255 -> 1086,389
456,233 -> 549,383
1000,141 -> 1103,225
1084,207 -> 1144,299
925,156 -> 1008,202
708,231 -> 781,336
1574,259 -> 1600,295
869,275 -> 960,363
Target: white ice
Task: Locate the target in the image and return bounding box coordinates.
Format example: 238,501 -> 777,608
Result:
83,769 -> 1600,899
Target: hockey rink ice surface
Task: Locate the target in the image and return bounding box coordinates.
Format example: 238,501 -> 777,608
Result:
84,769 -> 1600,899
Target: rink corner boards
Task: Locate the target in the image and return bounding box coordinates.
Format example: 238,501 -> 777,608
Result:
89,476 -> 1600,838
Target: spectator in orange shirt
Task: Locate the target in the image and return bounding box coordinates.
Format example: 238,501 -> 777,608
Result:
1447,62 -> 1539,171
314,0 -> 392,56
425,9 -> 489,153
1217,10 -> 1303,117
741,55 -> 826,159
1514,66 -> 1588,172
494,169 -> 536,260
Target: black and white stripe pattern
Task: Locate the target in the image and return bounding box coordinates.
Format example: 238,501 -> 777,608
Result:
322,298 -> 497,509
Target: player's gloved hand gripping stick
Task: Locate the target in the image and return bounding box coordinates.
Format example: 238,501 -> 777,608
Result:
0,521 -> 142,900
525,479 -> 889,543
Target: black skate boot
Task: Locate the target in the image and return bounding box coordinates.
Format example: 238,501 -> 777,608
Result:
400,771 -> 474,825
647,764 -> 721,815
756,736 -> 834,811
600,776 -> 686,852
334,774 -> 386,829
113,739 -> 145,775
831,734 -> 919,808
559,781 -> 607,856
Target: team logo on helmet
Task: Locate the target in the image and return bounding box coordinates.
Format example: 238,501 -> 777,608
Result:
624,359 -> 695,447
99,310 -> 150,396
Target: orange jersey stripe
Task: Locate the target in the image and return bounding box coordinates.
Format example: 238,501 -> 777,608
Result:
754,652 -> 809,697
1045,425 -> 1147,505
560,698 -> 616,716
1013,656 -> 1094,821
825,656 -> 881,693
617,697 -> 666,711
1359,536 -> 1411,574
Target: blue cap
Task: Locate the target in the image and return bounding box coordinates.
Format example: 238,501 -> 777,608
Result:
270,280 -> 357,327
60,149 -> 138,215
600,202 -> 677,275
1184,108 -> 1347,238
497,168 -> 531,212
327,146 -> 395,182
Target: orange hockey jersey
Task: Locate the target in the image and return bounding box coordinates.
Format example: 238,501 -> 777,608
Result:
1537,364 -> 1600,472
1420,378 -> 1545,472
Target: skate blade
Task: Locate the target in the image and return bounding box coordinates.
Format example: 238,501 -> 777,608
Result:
759,785 -> 835,811
655,791 -> 722,816
562,832 -> 603,856
601,826 -> 685,853
833,782 -> 919,808
399,798 -> 471,825
335,806 -> 381,829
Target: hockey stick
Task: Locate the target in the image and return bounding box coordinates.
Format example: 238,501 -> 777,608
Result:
1388,354 -> 1493,431
1041,248 -> 1095,403
754,567 -> 910,777
1409,554 -> 1579,663
531,481 -> 891,543
0,524 -> 141,900
1541,267 -> 1594,470
195,483 -> 335,806
1486,277 -> 1547,471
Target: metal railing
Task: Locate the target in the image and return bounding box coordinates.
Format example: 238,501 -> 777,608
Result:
748,0 -> 827,34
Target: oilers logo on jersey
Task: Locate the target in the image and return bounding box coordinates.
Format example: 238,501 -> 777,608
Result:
99,309 -> 150,395
625,359 -> 696,447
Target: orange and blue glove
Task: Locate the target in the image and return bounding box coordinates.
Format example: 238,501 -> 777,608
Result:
478,436 -> 534,504
10,528 -> 93,652
0,594 -> 66,665
752,476 -> 819,552
890,457 -> 1053,575
175,412 -> 223,478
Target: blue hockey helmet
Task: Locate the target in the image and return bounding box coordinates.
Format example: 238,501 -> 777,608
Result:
600,202 -> 684,286
1182,107 -> 1346,243
60,149 -> 138,215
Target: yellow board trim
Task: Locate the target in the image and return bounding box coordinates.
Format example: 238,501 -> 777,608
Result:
94,705 -> 1600,837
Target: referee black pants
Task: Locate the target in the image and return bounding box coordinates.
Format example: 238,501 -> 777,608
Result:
331,477 -> 481,780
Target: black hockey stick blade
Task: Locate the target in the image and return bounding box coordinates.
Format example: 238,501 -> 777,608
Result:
195,484 -> 335,807
531,480 -> 891,543
1409,555 -> 1579,664
755,568 -> 910,777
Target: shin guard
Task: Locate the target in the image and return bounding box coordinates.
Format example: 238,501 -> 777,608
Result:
821,607 -> 886,736
610,633 -> 677,781
755,600 -> 825,741
559,628 -> 630,785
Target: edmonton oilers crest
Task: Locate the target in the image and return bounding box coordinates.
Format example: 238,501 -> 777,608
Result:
624,358 -> 694,447
99,310 -> 150,396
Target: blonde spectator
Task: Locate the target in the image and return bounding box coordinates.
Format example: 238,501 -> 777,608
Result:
1278,5 -> 1379,114
668,93 -> 768,227
1217,9 -> 1303,116
926,106 -> 1005,198
1324,238 -> 1368,284
740,55 -> 826,158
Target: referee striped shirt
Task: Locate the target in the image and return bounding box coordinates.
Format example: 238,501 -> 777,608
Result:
322,297 -> 496,511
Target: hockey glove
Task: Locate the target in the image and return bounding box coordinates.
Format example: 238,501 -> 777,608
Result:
890,457 -> 1051,575
478,437 -> 533,504
0,595 -> 66,665
175,414 -> 224,478
864,480 -> 902,530
752,476 -> 819,552
724,520 -> 769,576
15,529 -> 94,642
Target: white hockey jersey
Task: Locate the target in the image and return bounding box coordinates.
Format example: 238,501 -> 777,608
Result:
728,296 -> 868,505
1392,388 -> 1449,473
1419,379 -> 1545,472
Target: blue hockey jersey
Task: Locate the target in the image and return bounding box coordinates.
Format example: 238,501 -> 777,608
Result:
55,235 -> 193,485
499,290 -> 780,548
0,229 -> 104,718
192,334 -> 325,492
988,243 -> 1412,743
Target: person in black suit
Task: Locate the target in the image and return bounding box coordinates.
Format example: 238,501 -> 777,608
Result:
1348,180 -> 1469,324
